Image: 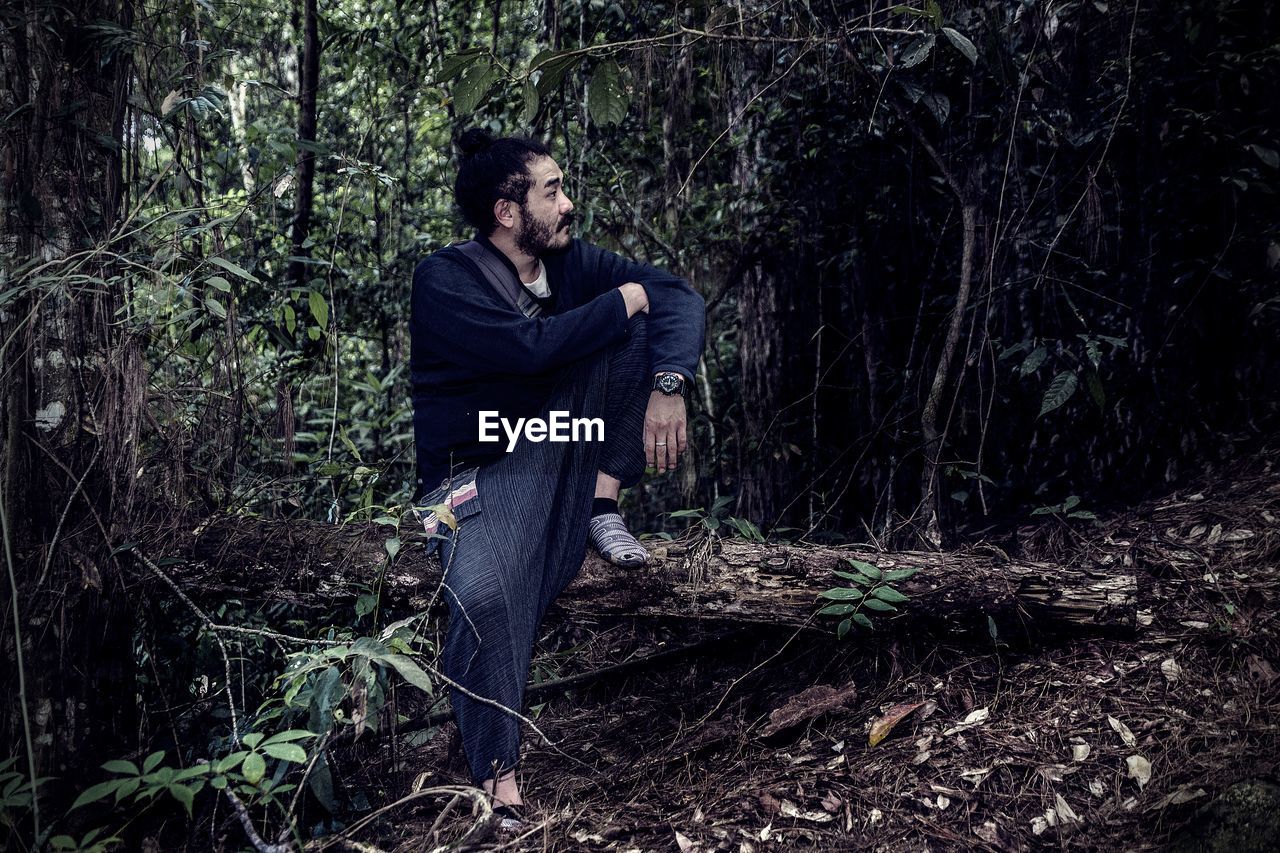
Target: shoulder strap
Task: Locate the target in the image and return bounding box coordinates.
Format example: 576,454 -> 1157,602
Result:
454,240 -> 539,316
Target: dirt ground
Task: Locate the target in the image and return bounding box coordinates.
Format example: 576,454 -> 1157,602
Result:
328,438 -> 1280,852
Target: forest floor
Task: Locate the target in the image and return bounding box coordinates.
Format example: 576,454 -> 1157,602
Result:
335,438 -> 1280,852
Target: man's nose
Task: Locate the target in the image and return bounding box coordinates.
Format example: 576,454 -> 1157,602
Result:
560,194 -> 574,215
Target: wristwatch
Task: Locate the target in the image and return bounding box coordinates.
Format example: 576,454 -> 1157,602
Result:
653,371 -> 689,398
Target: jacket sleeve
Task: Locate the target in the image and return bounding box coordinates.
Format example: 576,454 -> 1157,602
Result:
577,242 -> 707,383
411,253 -> 631,375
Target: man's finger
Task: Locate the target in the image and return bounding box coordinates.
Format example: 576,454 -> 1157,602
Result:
676,419 -> 688,455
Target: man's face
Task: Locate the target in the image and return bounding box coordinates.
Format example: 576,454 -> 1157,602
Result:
513,156 -> 574,257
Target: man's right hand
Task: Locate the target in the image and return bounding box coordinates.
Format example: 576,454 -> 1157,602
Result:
619,283 -> 649,317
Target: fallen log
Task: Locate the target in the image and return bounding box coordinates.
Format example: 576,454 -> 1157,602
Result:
160,517 -> 1139,632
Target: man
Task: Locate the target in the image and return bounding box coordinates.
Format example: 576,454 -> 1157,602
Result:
409,129 -> 705,827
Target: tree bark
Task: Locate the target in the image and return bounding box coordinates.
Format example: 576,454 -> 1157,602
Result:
165,519 -> 1138,633
287,0 -> 319,291
0,0 -> 139,830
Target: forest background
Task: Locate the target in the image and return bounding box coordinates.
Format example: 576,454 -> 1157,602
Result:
1,0 -> 1277,848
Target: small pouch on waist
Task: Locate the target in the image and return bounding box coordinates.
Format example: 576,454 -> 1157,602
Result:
413,467 -> 483,554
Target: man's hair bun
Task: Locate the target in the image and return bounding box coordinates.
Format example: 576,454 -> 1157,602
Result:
457,128 -> 495,159
452,132 -> 552,234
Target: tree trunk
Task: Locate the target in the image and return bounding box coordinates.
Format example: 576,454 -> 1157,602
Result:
164,519 -> 1139,634
0,0 -> 139,833
287,0 -> 319,291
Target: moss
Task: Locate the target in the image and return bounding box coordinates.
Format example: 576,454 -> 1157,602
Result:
1171,780 -> 1280,853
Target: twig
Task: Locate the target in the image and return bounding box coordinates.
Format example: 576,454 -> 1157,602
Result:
677,44 -> 815,197
131,548 -> 241,744
305,784 -> 492,852
225,788 -> 294,853
276,731 -> 333,847
359,630 -> 749,738
0,487 -> 40,842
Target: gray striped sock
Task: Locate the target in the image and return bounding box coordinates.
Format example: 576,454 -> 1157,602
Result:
588,512 -> 651,567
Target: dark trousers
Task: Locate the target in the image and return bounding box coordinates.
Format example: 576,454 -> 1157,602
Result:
435,314 -> 650,783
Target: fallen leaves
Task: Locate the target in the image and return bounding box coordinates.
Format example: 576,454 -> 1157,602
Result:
868,701 -> 926,746
1108,715 -> 1137,747
1126,755 -> 1152,788
942,706 -> 990,736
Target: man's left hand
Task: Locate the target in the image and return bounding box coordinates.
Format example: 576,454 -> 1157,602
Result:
645,392 -> 687,472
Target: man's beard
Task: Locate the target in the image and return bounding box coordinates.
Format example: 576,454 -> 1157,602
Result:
515,205 -> 572,257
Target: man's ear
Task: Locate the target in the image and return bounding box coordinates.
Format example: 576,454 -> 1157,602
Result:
493,198 -> 516,230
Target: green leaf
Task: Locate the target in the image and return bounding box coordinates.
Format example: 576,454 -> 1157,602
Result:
381,653 -> 435,696
308,290 -> 329,328
207,256 -> 260,284
863,598 -> 897,612
898,33 -> 936,68
72,780 -> 125,810
941,27 -> 978,63
818,603 -> 858,616
883,567 -> 919,582
204,296 -> 227,319
1038,370 -> 1078,417
520,79 -> 539,126
453,62 -> 500,115
852,613 -> 875,631
261,729 -> 318,746
261,743 -> 308,764
113,777 -> 141,802
436,49 -> 485,84
242,732 -> 265,749
206,275 -> 232,293
1085,338 -> 1102,369
283,303 -> 296,335
101,759 -> 139,775
142,750 -> 166,774
1249,144 -> 1279,169
819,588 -> 864,601
872,586 -> 909,604
1068,510 -> 1097,520
921,92 -> 950,126
1086,369 -> 1105,411
168,782 -> 195,815
532,50 -> 580,96
830,569 -> 870,585
241,752 -> 266,785
385,536 -> 401,561
49,836 -> 77,851
846,559 -> 882,580
1062,495 -> 1080,512
213,751 -> 249,774
587,60 -> 629,127
1019,345 -> 1047,376
355,593 -> 377,618
837,618 -> 852,639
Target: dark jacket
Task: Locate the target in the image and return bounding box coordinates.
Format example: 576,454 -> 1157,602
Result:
410,234 -> 705,495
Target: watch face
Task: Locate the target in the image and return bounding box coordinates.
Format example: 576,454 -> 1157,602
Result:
659,374 -> 681,394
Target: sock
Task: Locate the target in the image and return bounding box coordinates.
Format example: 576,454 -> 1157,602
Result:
592,497 -> 619,517
588,509 -> 651,567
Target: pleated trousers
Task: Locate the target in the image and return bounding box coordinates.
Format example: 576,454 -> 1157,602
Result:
426,313 -> 650,783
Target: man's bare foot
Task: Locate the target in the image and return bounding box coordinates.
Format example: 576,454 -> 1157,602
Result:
482,769 -> 523,808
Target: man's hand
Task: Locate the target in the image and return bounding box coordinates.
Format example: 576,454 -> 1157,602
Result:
618,283 -> 649,317
644,390 -> 687,472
